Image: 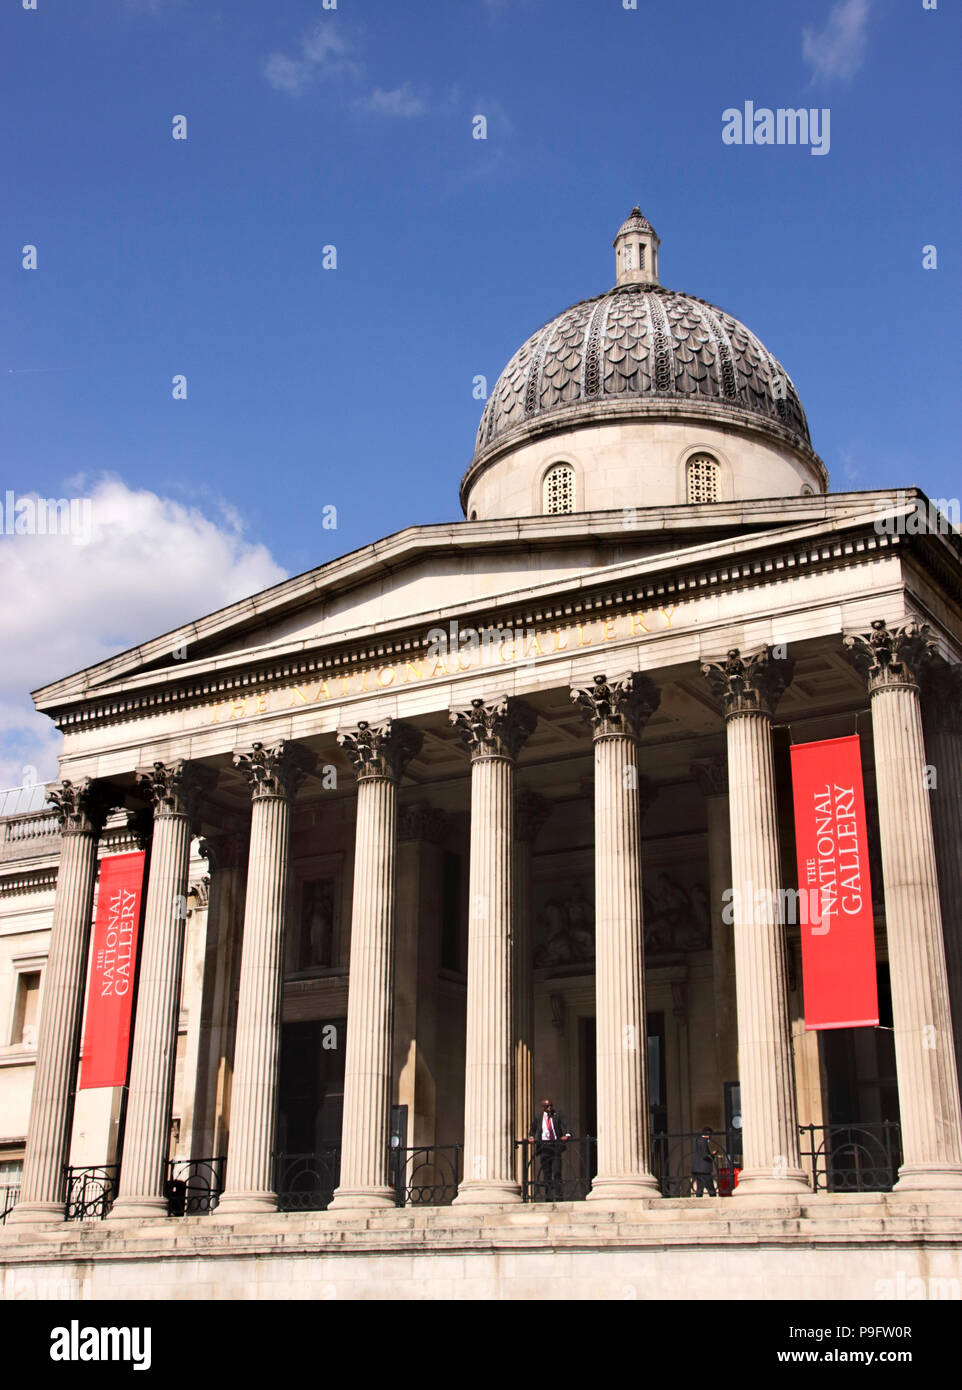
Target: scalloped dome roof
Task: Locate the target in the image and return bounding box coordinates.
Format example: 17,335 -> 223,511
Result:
473,209 -> 812,466
475,283 -> 811,460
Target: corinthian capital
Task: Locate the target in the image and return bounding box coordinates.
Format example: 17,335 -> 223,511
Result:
450,696 -> 537,761
233,741 -> 317,800
136,759 -> 217,820
843,618 -> 938,693
337,720 -> 423,782
701,646 -> 795,718
570,672 -> 660,739
47,778 -> 122,836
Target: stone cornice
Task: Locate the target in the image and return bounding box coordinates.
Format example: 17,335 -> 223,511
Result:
31,499 -> 961,738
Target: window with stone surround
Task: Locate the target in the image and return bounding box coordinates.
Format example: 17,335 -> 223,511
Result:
11,970 -> 40,1048
543,463 -> 575,515
686,453 -> 720,504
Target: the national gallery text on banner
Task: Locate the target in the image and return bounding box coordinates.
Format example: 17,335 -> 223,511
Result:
79,851 -> 146,1089
789,736 -> 878,1030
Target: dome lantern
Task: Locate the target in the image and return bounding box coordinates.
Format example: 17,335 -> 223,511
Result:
614,205 -> 659,286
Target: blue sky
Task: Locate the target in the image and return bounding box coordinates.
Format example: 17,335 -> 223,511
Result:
1,0 -> 959,782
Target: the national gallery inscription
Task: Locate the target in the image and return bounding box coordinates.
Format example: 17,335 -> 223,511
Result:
205,603 -> 683,726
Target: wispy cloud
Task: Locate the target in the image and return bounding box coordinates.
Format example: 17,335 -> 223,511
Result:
264,20 -> 359,96
356,83 -> 428,118
802,0 -> 872,82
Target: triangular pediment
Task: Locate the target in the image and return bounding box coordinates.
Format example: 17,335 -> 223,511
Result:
32,490 -> 955,720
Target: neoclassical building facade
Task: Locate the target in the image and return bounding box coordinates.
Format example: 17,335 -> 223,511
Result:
2,211 -> 961,1298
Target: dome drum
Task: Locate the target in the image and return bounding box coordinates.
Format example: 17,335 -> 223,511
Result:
462,212 -> 826,521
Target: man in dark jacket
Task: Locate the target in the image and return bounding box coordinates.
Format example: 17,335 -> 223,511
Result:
692,1126 -> 720,1196
528,1098 -> 571,1201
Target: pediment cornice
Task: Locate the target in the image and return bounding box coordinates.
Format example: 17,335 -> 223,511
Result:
34,493 -> 959,737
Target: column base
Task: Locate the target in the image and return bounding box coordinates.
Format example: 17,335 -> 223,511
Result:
894,1164 -> 962,1193
327,1186 -> 397,1211
733,1168 -> 810,1197
4,1201 -> 65,1228
586,1175 -> 660,1203
214,1191 -> 279,1217
453,1181 -> 522,1206
107,1195 -> 169,1222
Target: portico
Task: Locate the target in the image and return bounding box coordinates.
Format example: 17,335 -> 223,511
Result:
7,500 -> 962,1225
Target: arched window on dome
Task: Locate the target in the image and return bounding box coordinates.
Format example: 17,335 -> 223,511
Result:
686,453 -> 720,505
543,463 -> 576,515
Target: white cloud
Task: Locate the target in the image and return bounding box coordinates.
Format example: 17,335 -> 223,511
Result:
0,477 -> 286,789
802,0 -> 872,82
264,53 -> 313,96
357,83 -> 428,118
264,20 -> 359,95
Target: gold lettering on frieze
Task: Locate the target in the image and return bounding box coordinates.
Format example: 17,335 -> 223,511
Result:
203,602 -> 690,726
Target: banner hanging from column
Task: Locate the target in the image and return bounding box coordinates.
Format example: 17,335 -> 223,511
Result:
79,851 -> 146,1089
789,735 -> 878,1030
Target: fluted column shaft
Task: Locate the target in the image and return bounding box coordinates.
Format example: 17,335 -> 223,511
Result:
702,647 -> 806,1195
725,711 -> 806,1191
872,685 -> 962,1180
845,622 -> 962,1190
452,697 -> 535,1204
571,673 -> 662,1202
330,721 -> 421,1210
110,768 -> 202,1219
217,742 -> 315,1214
924,665 -> 962,1103
9,780 -> 117,1225
591,731 -> 660,1197
331,776 -> 398,1206
218,796 -> 291,1210
460,753 -> 516,1199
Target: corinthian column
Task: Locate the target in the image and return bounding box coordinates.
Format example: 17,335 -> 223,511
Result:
329,720 -> 423,1210
513,789 -> 550,1164
452,696 -> 536,1204
923,663 -> 962,1102
571,673 -> 661,1201
217,741 -> 316,1215
701,648 -> 807,1195
8,779 -> 120,1226
844,621 -> 962,1190
110,760 -> 215,1220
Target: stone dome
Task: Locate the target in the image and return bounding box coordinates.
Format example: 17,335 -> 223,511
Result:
461,208 -> 826,520
473,282 -> 812,462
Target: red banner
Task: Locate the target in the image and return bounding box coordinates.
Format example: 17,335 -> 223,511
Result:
79,851 -> 146,1089
789,736 -> 878,1030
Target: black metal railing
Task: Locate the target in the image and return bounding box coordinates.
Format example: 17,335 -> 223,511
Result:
64,1165 -> 118,1220
0,1185 -> 20,1223
276,1149 -> 341,1211
517,1137 -> 597,1201
650,1131 -> 742,1198
391,1144 -> 462,1205
166,1157 -> 225,1215
55,1122 -> 903,1222
799,1121 -> 901,1193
